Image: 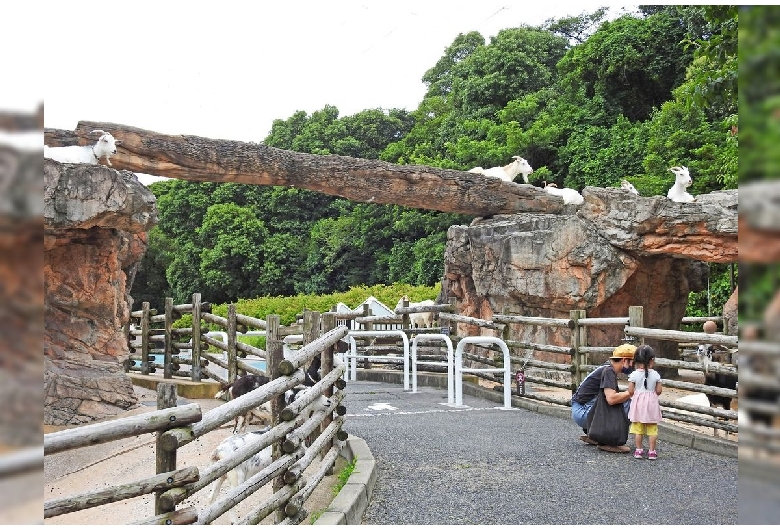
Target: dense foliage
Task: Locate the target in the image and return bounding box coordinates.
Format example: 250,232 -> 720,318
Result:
131,6 -> 738,318
737,5 -> 780,325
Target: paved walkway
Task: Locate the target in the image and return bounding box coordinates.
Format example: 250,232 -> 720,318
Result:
342,379 -> 738,525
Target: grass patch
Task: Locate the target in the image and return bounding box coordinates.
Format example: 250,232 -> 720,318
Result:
333,456 -> 357,495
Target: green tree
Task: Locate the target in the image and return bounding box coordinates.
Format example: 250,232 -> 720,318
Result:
196,203 -> 269,303
556,11 -> 693,123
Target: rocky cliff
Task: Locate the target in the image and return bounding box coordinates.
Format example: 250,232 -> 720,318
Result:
44,159 -> 157,425
442,186 -> 738,363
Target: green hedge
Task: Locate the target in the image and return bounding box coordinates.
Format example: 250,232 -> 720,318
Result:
172,283 -> 441,328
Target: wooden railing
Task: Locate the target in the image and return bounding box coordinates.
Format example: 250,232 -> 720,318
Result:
45,310 -> 349,524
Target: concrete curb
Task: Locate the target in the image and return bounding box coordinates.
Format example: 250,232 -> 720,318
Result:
313,436 -> 376,525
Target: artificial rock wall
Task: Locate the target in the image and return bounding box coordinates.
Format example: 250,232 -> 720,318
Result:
44,159 -> 157,425
441,187 -> 738,364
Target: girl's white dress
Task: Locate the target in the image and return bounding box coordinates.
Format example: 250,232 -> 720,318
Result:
628,368 -> 663,424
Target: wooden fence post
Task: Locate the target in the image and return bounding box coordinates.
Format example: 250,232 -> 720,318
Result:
266,314 -> 285,523
320,312 -> 335,471
628,306 -> 644,345
227,304 -> 237,383
570,309 -> 587,392
191,293 -> 202,382
155,383 -> 177,515
446,297 -> 457,339
164,298 -> 173,379
141,302 -> 150,376
363,303 -> 373,369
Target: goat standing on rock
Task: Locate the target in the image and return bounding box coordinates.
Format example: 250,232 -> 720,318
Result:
44,129 -> 121,167
468,156 -> 533,184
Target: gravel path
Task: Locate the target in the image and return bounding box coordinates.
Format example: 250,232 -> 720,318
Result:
343,380 -> 738,525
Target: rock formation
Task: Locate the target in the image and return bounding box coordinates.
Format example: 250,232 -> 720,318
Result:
442,187 -> 738,364
1,142 -> 43,445
44,159 -> 157,425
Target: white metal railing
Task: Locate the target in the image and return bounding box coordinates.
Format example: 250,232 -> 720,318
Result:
344,330 -> 410,390
411,334 -> 454,404
455,336 -> 512,410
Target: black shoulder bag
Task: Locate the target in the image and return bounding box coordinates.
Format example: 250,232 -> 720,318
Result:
585,370 -> 629,446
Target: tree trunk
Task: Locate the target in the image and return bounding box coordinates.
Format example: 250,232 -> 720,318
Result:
43,121 -> 564,216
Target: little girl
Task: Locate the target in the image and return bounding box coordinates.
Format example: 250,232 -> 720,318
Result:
627,345 -> 663,459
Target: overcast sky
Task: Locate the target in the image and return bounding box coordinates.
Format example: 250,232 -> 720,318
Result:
14,2 -> 637,181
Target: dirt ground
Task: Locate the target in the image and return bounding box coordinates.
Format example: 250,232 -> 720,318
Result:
43,385 -> 343,525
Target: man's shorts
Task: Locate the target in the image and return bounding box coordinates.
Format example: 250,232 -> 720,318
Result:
629,422 -> 659,436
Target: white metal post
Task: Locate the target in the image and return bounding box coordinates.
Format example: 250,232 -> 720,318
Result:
454,336 -> 513,410
410,333 -> 454,404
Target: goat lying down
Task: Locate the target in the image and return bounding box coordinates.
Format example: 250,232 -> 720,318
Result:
44,129 -> 120,166
468,156 -> 533,184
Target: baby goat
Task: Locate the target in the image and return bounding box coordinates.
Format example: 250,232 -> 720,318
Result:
44,129 -> 121,167
215,373 -> 272,433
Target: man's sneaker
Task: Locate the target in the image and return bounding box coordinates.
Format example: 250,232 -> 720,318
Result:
634,448 -> 644,459
648,450 -> 658,460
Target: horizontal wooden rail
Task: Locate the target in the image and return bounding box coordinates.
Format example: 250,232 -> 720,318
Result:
575,317 -> 628,326
624,326 -> 738,347
44,466 -> 199,518
278,325 -> 349,376
0,446 -> 42,478
394,303 -> 454,315
44,403 -> 202,455
439,312 -> 501,330
494,314 -> 574,328
235,313 -> 267,330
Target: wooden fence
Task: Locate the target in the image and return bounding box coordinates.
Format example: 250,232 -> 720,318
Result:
737,339 -> 780,458
44,309 -> 348,525
126,295 -> 744,438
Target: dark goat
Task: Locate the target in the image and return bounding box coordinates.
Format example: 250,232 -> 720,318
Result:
742,353 -> 780,427
215,373 -> 271,433
697,344 -> 738,410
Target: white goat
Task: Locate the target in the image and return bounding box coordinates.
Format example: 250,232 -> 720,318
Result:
620,179 -> 640,195
667,166 -> 695,203
208,389 -> 332,521
207,429 -> 273,522
543,182 -> 584,205
395,295 -> 435,329
43,129 -> 120,166
469,156 -> 533,184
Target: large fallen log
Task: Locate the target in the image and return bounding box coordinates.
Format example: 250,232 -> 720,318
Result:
44,121 -> 564,216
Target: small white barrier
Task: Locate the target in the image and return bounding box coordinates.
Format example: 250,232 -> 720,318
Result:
411,334 -> 454,405
455,336 -> 512,410
345,330 -> 410,390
